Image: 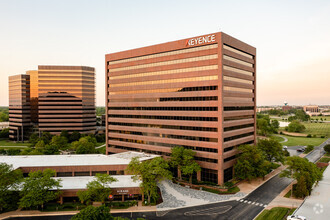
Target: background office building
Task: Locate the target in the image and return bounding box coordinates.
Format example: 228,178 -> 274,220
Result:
8,74 -> 31,141
105,32 -> 256,184
8,65 -> 96,140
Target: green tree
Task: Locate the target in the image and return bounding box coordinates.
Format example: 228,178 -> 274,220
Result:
258,139 -> 284,163
19,169 -> 62,209
280,156 -> 322,197
324,144 -> 330,154
170,146 -> 201,183
271,119 -> 279,129
257,118 -> 272,136
286,120 -> 306,133
40,132 -> 53,145
72,136 -> 97,154
60,130 -> 70,140
29,133 -> 39,146
0,128 -> 9,138
0,163 -> 23,212
234,144 -> 270,181
69,131 -> 81,142
78,174 -> 117,204
71,205 -> 112,220
127,157 -> 172,204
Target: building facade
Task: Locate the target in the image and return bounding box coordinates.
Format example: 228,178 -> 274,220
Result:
105,32 -> 256,184
8,74 -> 31,141
8,65 -> 96,140
37,66 -> 96,134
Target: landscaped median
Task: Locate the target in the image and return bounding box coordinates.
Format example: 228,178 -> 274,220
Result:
255,207 -> 296,220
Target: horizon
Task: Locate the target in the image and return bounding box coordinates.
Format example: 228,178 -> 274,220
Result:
0,0 -> 329,106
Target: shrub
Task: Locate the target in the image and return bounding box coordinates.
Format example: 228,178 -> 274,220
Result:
224,181 -> 234,188
307,134 -> 312,138
305,145 -> 314,154
324,144 -> 330,154
321,135 -> 325,138
280,131 -> 283,135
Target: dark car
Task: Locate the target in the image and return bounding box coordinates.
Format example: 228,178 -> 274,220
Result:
297,147 -> 305,152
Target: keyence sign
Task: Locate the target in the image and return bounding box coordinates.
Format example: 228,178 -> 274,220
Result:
186,34 -> 216,46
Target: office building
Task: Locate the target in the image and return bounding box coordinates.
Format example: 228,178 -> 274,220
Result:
8,74 -> 31,141
105,32 -> 256,184
37,66 -> 96,134
8,65 -> 96,140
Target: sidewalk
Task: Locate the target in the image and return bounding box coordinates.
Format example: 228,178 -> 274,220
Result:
238,164 -> 286,194
0,203 -> 156,220
265,182 -> 303,210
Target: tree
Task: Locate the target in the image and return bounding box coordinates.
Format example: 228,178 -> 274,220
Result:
40,132 -> 53,145
234,144 -> 270,181
271,119 -> 279,129
257,118 -> 273,136
60,130 -> 70,140
72,136 -> 97,154
71,205 -> 113,220
170,146 -> 201,183
286,120 -> 306,133
324,144 -> 330,154
43,135 -> 68,155
19,169 -> 62,209
69,131 -> 81,142
280,156 -> 322,198
127,157 -> 172,204
29,133 -> 39,146
0,163 -> 23,212
0,128 -> 9,138
258,139 -> 284,163
78,174 -> 117,204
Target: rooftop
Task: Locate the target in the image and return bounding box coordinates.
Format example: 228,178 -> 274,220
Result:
54,175 -> 141,190
0,151 -> 159,169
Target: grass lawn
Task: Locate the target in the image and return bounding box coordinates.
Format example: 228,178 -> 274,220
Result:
281,135 -> 325,147
271,135 -> 285,143
284,190 -> 292,198
311,116 -> 330,121
0,139 -> 29,146
319,157 -> 330,163
255,207 -> 295,220
302,122 -> 330,137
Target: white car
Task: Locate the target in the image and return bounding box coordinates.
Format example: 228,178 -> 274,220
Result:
287,215 -> 307,220
283,146 -> 288,150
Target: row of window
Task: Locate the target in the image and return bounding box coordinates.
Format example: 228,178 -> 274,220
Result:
223,45 -> 253,59
223,86 -> 253,93
109,122 -> 218,132
223,75 -> 253,85
109,54 -> 218,73
224,132 -> 254,142
223,65 -> 253,76
109,129 -> 218,142
109,96 -> 218,103
223,123 -> 255,132
108,114 -> 218,122
109,85 -> 218,95
109,75 -> 218,88
108,44 -> 218,65
109,107 -> 218,111
223,55 -> 253,68
109,65 -> 218,80
224,115 -> 254,121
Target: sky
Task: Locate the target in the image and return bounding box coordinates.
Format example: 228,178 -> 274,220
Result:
0,0 -> 329,106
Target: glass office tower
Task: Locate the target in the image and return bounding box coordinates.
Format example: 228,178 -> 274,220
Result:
105,32 -> 256,184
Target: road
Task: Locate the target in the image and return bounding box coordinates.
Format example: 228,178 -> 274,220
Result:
8,139 -> 330,220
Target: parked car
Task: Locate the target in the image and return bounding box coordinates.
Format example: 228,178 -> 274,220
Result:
283,146 -> 288,150
287,215 -> 307,220
297,147 -> 305,152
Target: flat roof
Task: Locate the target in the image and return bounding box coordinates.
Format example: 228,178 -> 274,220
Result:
0,151 -> 159,169
295,166 -> 330,219
54,175 -> 141,190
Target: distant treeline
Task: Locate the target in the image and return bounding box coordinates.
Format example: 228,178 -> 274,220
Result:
0,107 -> 9,122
